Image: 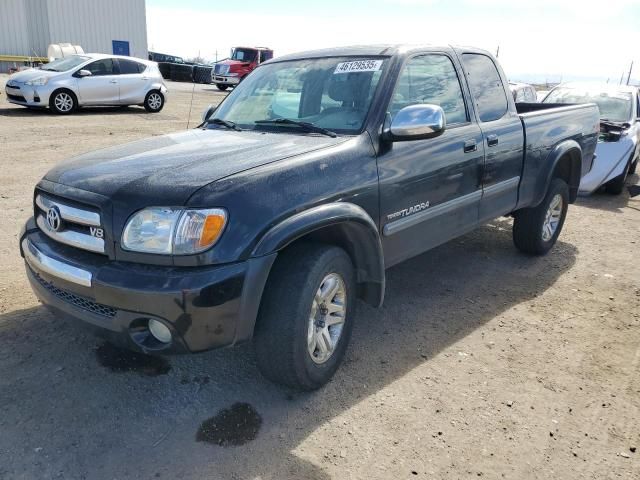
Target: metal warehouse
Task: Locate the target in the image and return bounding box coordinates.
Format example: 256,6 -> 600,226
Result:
0,0 -> 148,72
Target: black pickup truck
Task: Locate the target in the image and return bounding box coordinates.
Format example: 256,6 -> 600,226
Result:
20,45 -> 600,389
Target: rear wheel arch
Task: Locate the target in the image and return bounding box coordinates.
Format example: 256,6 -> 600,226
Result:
252,203 -> 385,308
546,141 -> 582,203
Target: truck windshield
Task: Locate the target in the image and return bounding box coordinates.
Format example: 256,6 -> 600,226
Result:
543,86 -> 632,123
231,48 -> 257,63
211,57 -> 387,135
41,55 -> 90,72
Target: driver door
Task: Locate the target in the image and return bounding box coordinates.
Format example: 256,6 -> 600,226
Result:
377,53 -> 484,267
76,58 -> 119,105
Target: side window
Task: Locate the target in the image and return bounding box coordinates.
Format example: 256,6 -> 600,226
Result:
390,54 -> 468,125
462,54 -> 508,122
525,87 -> 537,102
84,59 -> 115,76
119,59 -> 145,74
515,88 -> 526,102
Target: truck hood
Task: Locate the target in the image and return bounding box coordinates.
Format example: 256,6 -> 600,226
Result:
44,129 -> 348,205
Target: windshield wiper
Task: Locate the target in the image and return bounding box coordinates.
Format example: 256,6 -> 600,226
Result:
254,118 -> 337,138
40,67 -> 57,71
207,118 -> 243,131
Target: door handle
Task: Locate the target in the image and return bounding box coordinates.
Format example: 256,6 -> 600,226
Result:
487,134 -> 499,147
463,139 -> 477,153
109,80 -> 118,84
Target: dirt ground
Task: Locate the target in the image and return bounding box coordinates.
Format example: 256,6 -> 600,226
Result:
0,74 -> 638,480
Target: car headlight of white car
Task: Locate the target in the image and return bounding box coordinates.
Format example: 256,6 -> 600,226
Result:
25,77 -> 49,86
121,207 -> 227,254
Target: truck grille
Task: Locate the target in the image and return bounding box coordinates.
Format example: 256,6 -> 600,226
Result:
30,267 -> 116,318
35,194 -> 106,255
214,64 -> 229,75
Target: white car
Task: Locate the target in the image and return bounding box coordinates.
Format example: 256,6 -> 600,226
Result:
543,82 -> 639,194
4,53 -> 168,114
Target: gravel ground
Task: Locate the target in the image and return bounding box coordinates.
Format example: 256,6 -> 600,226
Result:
0,75 -> 638,480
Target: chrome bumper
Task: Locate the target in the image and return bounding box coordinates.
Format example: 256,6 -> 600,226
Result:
22,238 -> 92,287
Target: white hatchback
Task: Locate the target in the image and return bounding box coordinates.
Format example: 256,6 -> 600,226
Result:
4,53 -> 168,114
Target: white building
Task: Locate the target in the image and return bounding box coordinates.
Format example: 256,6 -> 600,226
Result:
0,0 -> 148,72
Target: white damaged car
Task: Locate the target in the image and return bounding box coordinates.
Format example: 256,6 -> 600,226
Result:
543,83 -> 639,194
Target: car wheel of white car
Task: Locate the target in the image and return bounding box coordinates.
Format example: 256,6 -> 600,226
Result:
144,91 -> 164,113
49,90 -> 76,115
605,161 -> 630,195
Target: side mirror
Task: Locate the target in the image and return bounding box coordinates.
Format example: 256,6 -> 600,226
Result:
77,69 -> 92,77
202,104 -> 217,123
384,104 -> 446,142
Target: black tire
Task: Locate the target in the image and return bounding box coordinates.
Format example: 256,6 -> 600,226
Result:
628,159 -> 637,175
605,161 -> 629,195
144,90 -> 164,113
253,243 -> 356,390
49,89 -> 77,115
216,84 -> 228,91
513,178 -> 569,255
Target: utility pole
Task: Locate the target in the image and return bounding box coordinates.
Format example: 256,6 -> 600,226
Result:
626,61 -> 634,85
496,45 -> 500,58
620,71 -> 625,85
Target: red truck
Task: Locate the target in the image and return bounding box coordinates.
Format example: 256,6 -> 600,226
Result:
211,46 -> 274,90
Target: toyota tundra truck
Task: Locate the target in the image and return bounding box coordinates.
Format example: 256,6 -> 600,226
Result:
20,45 -> 600,390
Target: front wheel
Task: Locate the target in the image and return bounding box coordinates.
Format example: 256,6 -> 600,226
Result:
253,244 -> 356,390
513,178 -> 569,255
144,91 -> 164,113
605,161 -> 629,195
629,159 -> 637,175
49,89 -> 76,114
216,84 -> 228,91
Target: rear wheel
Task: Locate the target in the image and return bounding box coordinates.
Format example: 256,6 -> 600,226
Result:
513,178 -> 569,255
49,89 -> 76,115
144,91 -> 164,113
216,84 -> 228,91
605,161 -> 629,195
253,244 -> 356,390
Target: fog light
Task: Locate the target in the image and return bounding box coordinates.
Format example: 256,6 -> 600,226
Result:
148,319 -> 172,343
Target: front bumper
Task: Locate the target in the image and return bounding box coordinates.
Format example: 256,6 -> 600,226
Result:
5,83 -> 54,107
212,75 -> 240,85
20,220 -> 275,354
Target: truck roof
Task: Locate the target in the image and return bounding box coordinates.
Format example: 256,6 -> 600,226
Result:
268,44 -> 492,63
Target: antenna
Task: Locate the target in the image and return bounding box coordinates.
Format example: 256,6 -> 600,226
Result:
186,76 -> 196,129
626,61 -> 634,85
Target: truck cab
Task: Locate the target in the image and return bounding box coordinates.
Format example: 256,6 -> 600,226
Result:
211,46 -> 273,90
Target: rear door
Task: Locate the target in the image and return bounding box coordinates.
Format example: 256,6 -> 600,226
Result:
116,59 -> 149,104
76,58 -> 119,105
377,52 -> 485,267
460,53 -> 524,222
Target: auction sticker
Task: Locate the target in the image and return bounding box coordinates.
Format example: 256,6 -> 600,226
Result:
334,59 -> 383,74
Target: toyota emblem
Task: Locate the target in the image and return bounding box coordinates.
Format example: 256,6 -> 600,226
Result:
46,206 -> 62,231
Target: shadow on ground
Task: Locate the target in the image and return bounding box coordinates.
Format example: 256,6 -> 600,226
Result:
0,222 -> 577,479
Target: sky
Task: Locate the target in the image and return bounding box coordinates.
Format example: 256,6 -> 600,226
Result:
146,0 -> 640,85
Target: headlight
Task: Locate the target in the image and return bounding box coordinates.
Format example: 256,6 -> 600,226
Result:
121,207 -> 227,255
25,77 -> 49,86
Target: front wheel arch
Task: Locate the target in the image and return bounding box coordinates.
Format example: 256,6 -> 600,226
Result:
252,203 -> 385,307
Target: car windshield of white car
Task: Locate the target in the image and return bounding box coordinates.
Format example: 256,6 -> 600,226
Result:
41,55 -> 91,72
544,87 -> 632,123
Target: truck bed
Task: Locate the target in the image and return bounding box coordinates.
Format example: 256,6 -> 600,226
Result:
515,102 -> 600,209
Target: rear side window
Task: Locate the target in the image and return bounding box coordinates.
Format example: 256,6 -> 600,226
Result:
84,59 -> 115,76
390,54 -> 468,125
119,59 -> 146,74
462,54 -> 508,122
525,87 -> 537,102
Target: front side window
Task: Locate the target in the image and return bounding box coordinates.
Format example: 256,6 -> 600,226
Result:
462,53 -> 508,122
389,54 -> 468,125
543,86 -> 633,122
84,59 -> 115,76
211,57 -> 386,134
